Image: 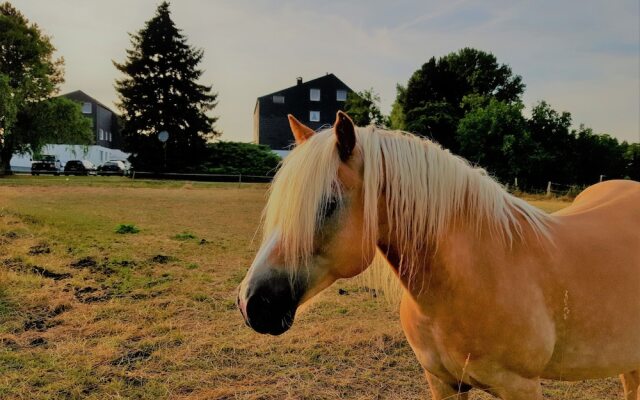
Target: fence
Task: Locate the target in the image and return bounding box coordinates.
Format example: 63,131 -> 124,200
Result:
504,179 -> 587,198
544,181 -> 586,197
130,171 -> 273,183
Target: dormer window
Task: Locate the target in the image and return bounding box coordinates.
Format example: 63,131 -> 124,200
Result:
310,88 -> 320,101
336,90 -> 347,101
272,95 -> 285,104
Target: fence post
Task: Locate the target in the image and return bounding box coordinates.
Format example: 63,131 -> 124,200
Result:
546,181 -> 552,197
238,173 -> 242,188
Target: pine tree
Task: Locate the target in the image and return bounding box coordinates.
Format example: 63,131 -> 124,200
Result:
114,1 -> 218,171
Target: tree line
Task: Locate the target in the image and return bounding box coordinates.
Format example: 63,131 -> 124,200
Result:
346,48 -> 639,189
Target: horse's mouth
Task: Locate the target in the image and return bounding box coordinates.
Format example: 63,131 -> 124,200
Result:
243,305 -> 296,336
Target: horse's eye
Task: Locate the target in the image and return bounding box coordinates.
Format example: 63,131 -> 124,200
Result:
321,197 -> 339,220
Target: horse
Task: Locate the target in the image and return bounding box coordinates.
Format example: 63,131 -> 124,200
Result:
237,111 -> 640,400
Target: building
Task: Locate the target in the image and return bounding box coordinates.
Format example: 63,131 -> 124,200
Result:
63,90 -> 122,150
10,90 -> 130,172
253,74 -> 354,156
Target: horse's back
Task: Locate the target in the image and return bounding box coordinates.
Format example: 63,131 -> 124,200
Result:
542,179 -> 640,378
554,180 -> 640,217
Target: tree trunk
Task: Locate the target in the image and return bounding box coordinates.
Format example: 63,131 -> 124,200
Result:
0,146 -> 14,176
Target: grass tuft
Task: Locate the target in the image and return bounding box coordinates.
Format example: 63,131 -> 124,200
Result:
115,224 -> 140,234
172,232 -> 196,241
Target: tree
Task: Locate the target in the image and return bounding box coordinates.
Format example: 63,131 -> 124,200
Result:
623,143 -> 640,180
344,88 -> 387,127
0,2 -> 91,175
456,95 -> 528,183
526,101 -> 575,187
398,48 -> 525,151
388,85 -> 406,130
572,126 -> 626,185
114,1 -> 219,172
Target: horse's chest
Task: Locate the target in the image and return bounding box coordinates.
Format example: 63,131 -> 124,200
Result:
399,297 -> 467,382
399,291 -> 556,382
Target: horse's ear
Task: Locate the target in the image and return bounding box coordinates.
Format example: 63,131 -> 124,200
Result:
288,114 -> 315,145
334,111 -> 356,161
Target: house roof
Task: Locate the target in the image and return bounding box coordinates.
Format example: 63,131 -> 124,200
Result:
257,73 -> 354,101
60,90 -> 117,115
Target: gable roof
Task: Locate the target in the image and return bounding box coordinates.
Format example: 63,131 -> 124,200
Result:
60,90 -> 117,114
257,73 -> 354,101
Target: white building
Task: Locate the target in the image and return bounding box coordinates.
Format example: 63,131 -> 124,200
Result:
10,144 -> 130,172
9,90 -> 130,172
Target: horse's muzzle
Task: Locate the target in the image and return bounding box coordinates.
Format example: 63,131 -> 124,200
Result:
237,271 -> 301,336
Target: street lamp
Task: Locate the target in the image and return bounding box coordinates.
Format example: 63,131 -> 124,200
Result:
158,130 -> 169,172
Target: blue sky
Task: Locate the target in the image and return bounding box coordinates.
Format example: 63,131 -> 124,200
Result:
11,0 -> 640,143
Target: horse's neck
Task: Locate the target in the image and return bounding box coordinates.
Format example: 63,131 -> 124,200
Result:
378,202 -> 539,305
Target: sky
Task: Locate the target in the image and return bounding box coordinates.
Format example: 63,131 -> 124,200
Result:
10,0 -> 640,143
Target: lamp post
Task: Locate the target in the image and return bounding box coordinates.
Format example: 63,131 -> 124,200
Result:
158,130 -> 169,173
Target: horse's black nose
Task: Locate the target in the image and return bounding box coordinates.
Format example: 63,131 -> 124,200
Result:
242,272 -> 300,336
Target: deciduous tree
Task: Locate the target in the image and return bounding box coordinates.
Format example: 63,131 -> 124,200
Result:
398,48 -> 524,151
0,2 -> 91,175
344,88 -> 387,127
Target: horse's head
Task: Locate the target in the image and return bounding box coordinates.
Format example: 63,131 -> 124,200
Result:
237,111 -> 376,335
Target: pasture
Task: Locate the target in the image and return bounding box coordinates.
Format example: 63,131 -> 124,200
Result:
0,177 -> 622,399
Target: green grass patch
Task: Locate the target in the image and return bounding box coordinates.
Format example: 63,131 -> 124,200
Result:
173,232 -> 196,241
115,224 -> 140,234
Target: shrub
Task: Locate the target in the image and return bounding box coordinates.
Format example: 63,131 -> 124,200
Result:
200,141 -> 280,176
115,224 -> 140,234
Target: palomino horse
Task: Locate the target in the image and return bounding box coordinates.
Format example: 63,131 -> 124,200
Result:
237,111 -> 640,399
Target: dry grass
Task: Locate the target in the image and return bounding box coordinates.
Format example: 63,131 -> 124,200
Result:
0,177 -> 621,399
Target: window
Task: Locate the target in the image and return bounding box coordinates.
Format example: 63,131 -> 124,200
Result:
310,88 -> 320,101
99,129 -> 104,140
336,90 -> 347,101
309,111 -> 320,122
82,102 -> 92,114
272,95 -> 285,104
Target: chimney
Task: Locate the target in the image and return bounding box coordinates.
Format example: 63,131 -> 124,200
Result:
296,77 -> 303,86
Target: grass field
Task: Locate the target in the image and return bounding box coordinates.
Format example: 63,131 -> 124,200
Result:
0,176 -> 623,399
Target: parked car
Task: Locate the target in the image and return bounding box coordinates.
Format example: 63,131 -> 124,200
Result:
107,159 -> 132,176
97,160 -> 127,176
31,155 -> 61,176
64,160 -> 97,176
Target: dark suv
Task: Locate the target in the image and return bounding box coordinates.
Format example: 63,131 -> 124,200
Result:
31,155 -> 61,175
64,160 -> 97,176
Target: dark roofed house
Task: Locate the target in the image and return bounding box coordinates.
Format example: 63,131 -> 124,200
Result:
254,74 -> 354,156
62,90 -> 122,149
10,90 -> 129,172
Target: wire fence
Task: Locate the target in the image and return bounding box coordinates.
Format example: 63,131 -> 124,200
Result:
12,169 -> 599,197
130,171 -> 273,183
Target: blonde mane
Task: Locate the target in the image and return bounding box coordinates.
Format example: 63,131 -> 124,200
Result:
263,126 -> 552,277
